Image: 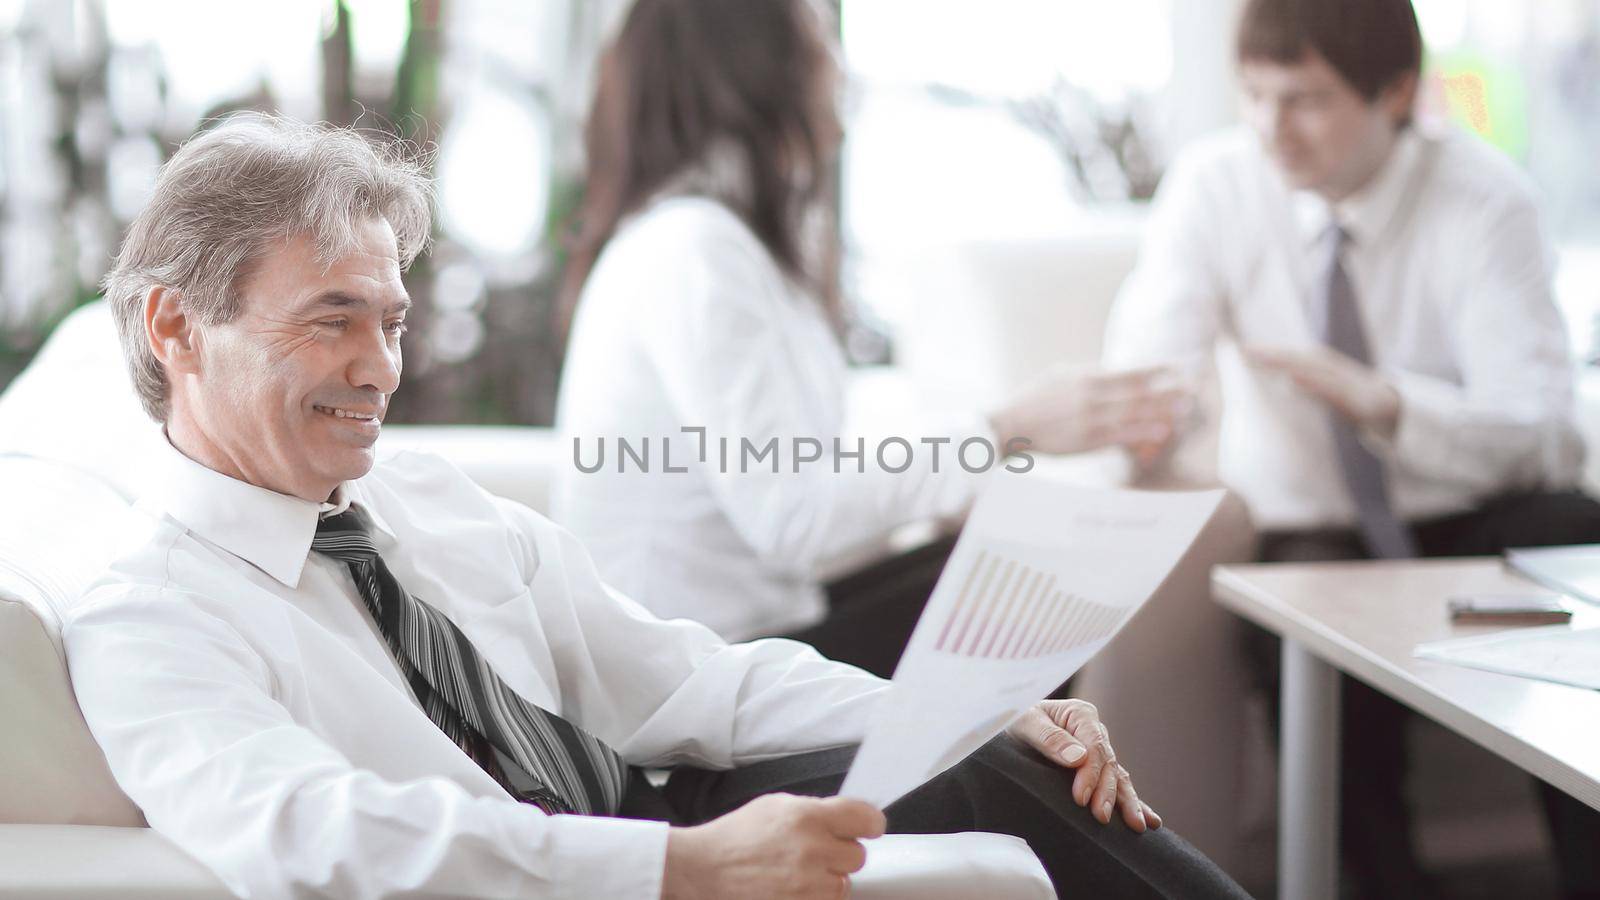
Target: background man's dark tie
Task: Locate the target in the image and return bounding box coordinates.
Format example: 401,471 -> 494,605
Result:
1317,224 -> 1417,559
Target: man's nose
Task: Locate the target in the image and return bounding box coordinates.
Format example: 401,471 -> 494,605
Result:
349,324 -> 402,397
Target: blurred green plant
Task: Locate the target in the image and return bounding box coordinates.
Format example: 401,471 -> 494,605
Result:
0,0 -> 599,427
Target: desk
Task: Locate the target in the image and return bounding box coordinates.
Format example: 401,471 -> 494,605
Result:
1211,558 -> 1600,900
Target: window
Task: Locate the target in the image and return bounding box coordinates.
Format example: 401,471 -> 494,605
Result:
839,0 -> 1180,249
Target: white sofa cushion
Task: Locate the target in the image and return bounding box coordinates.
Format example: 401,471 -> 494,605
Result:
0,596 -> 145,827
0,825 -> 230,898
864,230 -> 1142,412
0,455 -> 145,826
0,303 -> 165,500
853,833 -> 1053,899
0,456 -> 138,638
377,425 -> 563,515
0,825 -> 1052,899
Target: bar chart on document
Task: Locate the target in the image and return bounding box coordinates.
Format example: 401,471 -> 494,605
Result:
933,549 -> 1127,662
840,473 -> 1224,809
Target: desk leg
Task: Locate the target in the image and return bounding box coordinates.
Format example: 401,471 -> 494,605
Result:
1280,638 -> 1339,900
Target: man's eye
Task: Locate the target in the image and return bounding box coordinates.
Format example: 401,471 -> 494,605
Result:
385,321 -> 409,336
321,319 -> 350,330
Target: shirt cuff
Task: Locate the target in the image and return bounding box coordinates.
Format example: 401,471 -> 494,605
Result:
1368,369 -> 1460,471
520,812 -> 669,899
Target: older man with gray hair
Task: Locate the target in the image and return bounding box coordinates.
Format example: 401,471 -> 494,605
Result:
64,113 -> 1247,899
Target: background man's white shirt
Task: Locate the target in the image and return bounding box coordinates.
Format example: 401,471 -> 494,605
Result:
63,439 -> 888,900
1105,125 -> 1584,531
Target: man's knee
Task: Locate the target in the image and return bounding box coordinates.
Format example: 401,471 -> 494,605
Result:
929,737 -> 1251,899
949,734 -> 1079,814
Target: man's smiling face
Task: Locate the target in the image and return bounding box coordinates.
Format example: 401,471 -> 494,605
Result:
1238,50 -> 1412,201
172,217 -> 410,501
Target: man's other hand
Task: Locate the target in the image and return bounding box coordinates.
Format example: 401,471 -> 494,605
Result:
1245,345 -> 1400,437
663,793 -> 886,899
988,365 -> 1192,459
1007,699 -> 1162,833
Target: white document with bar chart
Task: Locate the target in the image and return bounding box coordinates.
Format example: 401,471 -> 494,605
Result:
839,473 -> 1224,808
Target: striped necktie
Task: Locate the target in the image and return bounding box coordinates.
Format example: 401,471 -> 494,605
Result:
1317,224 -> 1417,559
312,505 -> 628,815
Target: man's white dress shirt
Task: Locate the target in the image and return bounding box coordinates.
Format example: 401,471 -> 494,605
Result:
62,438 -> 888,899
555,196 -> 986,640
1104,125 -> 1584,531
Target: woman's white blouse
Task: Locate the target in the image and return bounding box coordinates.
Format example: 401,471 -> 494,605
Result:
555,197 -> 988,640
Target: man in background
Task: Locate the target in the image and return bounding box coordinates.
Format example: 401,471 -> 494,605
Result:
1105,0 -> 1600,895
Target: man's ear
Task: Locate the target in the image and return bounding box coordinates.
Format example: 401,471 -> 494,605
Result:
1381,70 -> 1419,127
145,285 -> 202,376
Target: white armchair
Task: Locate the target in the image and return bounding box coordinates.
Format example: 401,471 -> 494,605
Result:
0,302 -> 1051,899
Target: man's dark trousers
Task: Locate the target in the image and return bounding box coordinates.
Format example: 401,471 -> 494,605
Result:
616,735 -> 1251,899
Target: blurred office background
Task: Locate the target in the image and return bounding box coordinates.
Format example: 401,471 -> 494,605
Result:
2,0 -> 1600,420
7,2 -> 1600,894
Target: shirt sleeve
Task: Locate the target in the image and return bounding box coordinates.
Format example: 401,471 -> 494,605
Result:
64,586 -> 669,900
625,205 -> 988,580
492,495 -> 891,771
1101,150 -> 1231,370
1370,189 -> 1585,494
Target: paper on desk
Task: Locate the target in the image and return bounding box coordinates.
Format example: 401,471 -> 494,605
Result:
838,473 -> 1224,809
1414,625 -> 1600,691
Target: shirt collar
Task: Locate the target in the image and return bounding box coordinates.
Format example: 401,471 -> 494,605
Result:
146,434 -> 398,589
1293,127 -> 1423,250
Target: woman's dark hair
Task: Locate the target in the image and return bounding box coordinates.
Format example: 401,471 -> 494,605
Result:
559,0 -> 841,324
1236,0 -> 1423,101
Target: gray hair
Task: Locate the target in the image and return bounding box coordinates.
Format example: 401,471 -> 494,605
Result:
103,113 -> 433,421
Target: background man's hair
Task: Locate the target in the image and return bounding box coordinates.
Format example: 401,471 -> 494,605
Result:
102,113 -> 434,421
1236,0 -> 1423,101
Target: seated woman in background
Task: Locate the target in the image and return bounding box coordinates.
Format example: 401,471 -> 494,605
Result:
553,0 -> 1182,675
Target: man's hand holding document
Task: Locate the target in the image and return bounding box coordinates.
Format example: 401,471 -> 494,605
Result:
840,471 -> 1224,810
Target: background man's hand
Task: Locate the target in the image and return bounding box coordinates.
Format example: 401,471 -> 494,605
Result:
1007,699 -> 1161,833
663,793 -> 886,899
988,365 -> 1193,459
1245,345 -> 1400,437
